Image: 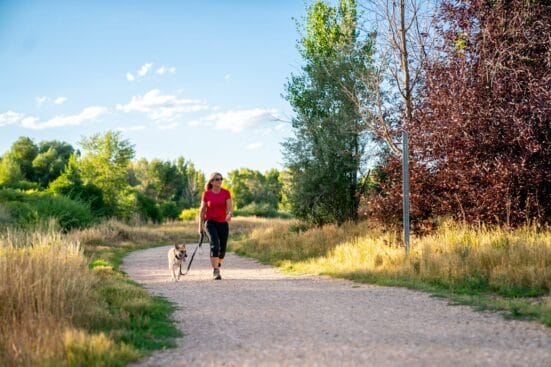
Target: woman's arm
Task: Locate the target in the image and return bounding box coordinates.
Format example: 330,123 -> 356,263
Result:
198,199 -> 206,233
225,198 -> 233,223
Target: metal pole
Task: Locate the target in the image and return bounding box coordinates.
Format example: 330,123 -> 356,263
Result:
402,131 -> 410,256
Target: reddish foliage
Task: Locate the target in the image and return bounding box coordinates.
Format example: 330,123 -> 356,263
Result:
370,0 -> 551,225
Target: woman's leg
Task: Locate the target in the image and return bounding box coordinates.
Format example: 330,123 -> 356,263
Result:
218,222 -> 229,267
205,220 -> 221,269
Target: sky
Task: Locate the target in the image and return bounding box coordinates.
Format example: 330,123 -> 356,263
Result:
0,0 -> 308,176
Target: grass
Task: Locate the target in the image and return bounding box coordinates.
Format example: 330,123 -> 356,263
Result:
232,219 -> 551,326
0,216 -> 275,366
4,215 -> 546,366
0,219 -> 198,366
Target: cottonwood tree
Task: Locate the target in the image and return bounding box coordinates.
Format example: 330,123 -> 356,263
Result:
226,168 -> 282,211
32,140 -> 74,187
128,157 -> 205,217
284,0 -> 375,225
335,0 -> 436,157
79,131 -> 135,217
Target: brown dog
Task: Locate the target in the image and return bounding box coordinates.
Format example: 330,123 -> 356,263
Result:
168,244 -> 187,281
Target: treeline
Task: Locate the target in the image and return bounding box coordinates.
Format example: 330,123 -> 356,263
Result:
284,0 -> 550,226
0,132 -> 288,230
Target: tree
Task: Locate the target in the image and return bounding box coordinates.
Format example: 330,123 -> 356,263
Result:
129,156 -> 205,213
79,131 -> 135,217
49,154 -> 107,216
284,0 -> 374,225
9,137 -> 38,181
32,140 -> 75,187
372,0 -> 551,225
0,153 -> 24,187
226,168 -> 282,211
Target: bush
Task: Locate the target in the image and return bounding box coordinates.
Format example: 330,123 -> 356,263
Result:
159,201 -> 180,220
235,202 -> 290,218
30,193 -> 95,230
135,192 -> 162,223
179,208 -> 199,221
0,188 -> 95,230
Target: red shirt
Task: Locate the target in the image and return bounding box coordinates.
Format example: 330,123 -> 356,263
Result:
202,188 -> 231,222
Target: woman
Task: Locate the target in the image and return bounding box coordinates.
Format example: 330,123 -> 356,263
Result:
198,172 -> 233,280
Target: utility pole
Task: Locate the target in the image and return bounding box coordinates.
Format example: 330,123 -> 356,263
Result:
402,131 -> 410,255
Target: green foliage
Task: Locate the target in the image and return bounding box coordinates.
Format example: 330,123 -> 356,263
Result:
0,152 -> 25,187
32,140 -> 74,187
226,168 -> 282,210
284,0 -> 374,225
0,137 -> 75,190
159,201 -> 180,220
128,157 -> 205,221
234,202 -> 290,218
9,136 -> 38,181
49,154 -> 110,217
0,188 -> 94,230
135,192 -> 162,223
79,131 -> 135,218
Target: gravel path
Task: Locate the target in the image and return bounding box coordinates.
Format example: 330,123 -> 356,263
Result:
122,244 -> 551,367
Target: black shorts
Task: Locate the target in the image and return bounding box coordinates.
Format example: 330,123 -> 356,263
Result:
205,220 -> 229,259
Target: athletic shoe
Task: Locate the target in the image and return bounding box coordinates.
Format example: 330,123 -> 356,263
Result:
213,268 -> 222,280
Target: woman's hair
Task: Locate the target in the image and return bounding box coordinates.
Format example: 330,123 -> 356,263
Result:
205,172 -> 223,191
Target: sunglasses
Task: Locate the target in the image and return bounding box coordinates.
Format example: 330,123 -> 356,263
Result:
212,177 -> 223,182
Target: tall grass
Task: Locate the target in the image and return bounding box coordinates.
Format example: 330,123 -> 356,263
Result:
0,218 -> 202,367
233,220 -> 551,325
0,226 -> 106,366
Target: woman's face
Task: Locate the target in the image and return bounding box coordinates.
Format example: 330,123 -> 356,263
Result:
211,175 -> 223,188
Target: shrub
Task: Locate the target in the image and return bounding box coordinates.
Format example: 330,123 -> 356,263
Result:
135,192 -> 162,223
179,208 -> 199,221
235,202 -> 290,218
159,201 -> 180,220
0,188 -> 94,230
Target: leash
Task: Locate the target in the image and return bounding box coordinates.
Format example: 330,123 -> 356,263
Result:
180,232 -> 205,276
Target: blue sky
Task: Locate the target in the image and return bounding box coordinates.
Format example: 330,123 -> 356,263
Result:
0,1 -> 308,176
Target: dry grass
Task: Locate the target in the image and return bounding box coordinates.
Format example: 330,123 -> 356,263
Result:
0,217 -> 271,366
0,226 -> 100,366
233,219 -> 551,324
236,220 -> 551,293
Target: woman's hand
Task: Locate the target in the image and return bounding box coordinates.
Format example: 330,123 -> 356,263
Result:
225,213 -> 232,222
198,222 -> 204,234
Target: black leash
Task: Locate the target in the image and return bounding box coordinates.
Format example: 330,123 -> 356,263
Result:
180,232 -> 205,276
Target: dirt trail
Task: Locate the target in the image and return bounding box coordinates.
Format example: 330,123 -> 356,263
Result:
122,244 -> 550,367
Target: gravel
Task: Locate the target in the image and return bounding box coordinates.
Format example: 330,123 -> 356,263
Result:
122,244 -> 551,367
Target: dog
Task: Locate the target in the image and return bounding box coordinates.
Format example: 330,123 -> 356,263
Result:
168,243 -> 187,281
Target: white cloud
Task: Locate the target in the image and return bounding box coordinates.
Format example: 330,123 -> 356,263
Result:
156,66 -> 176,75
224,73 -> 231,81
246,142 -> 263,150
159,122 -> 178,130
126,72 -> 135,81
138,62 -> 153,77
20,106 -> 108,130
54,96 -> 67,105
116,125 -> 146,132
0,111 -> 23,126
36,96 -> 48,106
190,108 -> 278,133
116,89 -> 207,123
